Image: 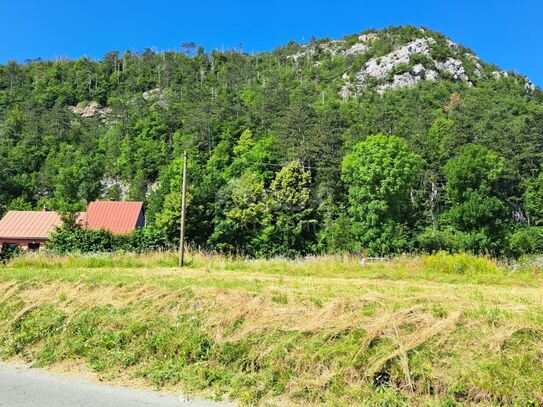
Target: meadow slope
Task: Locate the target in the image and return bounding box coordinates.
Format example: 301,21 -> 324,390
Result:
0,253 -> 542,406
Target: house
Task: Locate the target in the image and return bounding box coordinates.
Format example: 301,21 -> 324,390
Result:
83,201 -> 145,234
0,201 -> 144,252
0,211 -> 62,251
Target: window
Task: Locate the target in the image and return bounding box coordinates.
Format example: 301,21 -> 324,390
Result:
28,242 -> 40,251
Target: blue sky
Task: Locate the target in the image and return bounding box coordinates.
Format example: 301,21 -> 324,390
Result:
1,0 -> 542,86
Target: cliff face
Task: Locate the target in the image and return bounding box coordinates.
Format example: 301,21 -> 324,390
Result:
285,27 -> 535,98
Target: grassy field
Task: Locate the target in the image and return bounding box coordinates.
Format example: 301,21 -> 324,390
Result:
0,252 -> 542,406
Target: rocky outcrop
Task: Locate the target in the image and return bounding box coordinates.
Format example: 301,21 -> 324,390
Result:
492,70 -> 508,79
376,64 -> 439,93
350,37 -> 486,95
285,29 -> 536,97
466,54 -> 484,77
288,36 -> 371,63
142,88 -> 166,105
100,178 -> 130,200
525,79 -> 536,93
358,33 -> 378,43
435,58 -> 469,81
69,101 -> 111,119
491,70 -> 535,93
353,38 -> 445,94
356,38 -> 435,87
344,43 -> 369,56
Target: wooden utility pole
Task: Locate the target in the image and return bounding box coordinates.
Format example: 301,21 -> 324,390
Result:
179,151 -> 188,267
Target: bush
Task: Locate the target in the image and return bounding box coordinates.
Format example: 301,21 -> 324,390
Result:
353,220 -> 413,256
123,226 -> 171,252
318,213 -> 356,254
48,226 -> 170,254
0,244 -> 22,263
48,227 -> 118,253
429,38 -> 453,61
509,227 -> 543,256
416,228 -> 457,253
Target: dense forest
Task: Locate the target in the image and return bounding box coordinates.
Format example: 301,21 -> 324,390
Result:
1,25 -> 543,256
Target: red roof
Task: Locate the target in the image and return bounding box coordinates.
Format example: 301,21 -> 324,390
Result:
0,211 -> 62,240
85,201 -> 143,235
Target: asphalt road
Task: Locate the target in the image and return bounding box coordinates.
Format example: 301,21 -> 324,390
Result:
0,363 -> 234,407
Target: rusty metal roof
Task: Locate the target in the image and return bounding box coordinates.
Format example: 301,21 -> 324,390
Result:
85,201 -> 143,235
0,211 -> 62,240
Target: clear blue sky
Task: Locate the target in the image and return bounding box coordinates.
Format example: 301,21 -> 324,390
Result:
1,0 -> 542,86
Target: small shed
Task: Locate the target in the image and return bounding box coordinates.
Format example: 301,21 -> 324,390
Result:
0,211 -> 62,251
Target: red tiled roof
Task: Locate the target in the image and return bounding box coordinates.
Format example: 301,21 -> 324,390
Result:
0,211 -> 62,240
85,201 -> 143,235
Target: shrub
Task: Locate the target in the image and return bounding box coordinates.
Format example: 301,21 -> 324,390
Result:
509,227 -> 543,256
318,212 -> 356,254
48,227 -> 118,253
409,53 -> 434,68
48,226 -> 170,254
0,244 -> 22,263
453,230 -> 502,255
124,226 -> 171,252
416,228 -> 457,253
429,38 -> 453,61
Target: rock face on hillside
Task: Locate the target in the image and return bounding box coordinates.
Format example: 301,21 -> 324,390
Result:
354,38 -> 477,94
344,43 -> 369,57
100,177 -> 130,200
69,101 -> 112,119
286,29 -> 535,98
70,90 -> 168,122
142,88 -> 166,105
288,34 -> 376,62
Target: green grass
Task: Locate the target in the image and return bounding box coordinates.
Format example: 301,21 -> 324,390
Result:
1,252 -> 542,405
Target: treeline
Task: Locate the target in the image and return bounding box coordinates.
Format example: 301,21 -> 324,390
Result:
1,26 -> 543,256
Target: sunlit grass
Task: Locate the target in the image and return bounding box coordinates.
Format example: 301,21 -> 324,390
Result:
1,251 -> 542,405
3,250 -> 542,286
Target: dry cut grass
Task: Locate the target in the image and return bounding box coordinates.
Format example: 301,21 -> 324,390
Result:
0,252 -> 542,406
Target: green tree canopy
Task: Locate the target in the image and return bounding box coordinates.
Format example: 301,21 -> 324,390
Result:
442,144 -> 510,254
342,134 -> 423,255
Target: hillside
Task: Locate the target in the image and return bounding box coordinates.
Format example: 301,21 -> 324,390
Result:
1,25 -> 543,256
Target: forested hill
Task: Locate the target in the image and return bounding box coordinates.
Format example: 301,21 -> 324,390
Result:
1,25 -> 543,256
